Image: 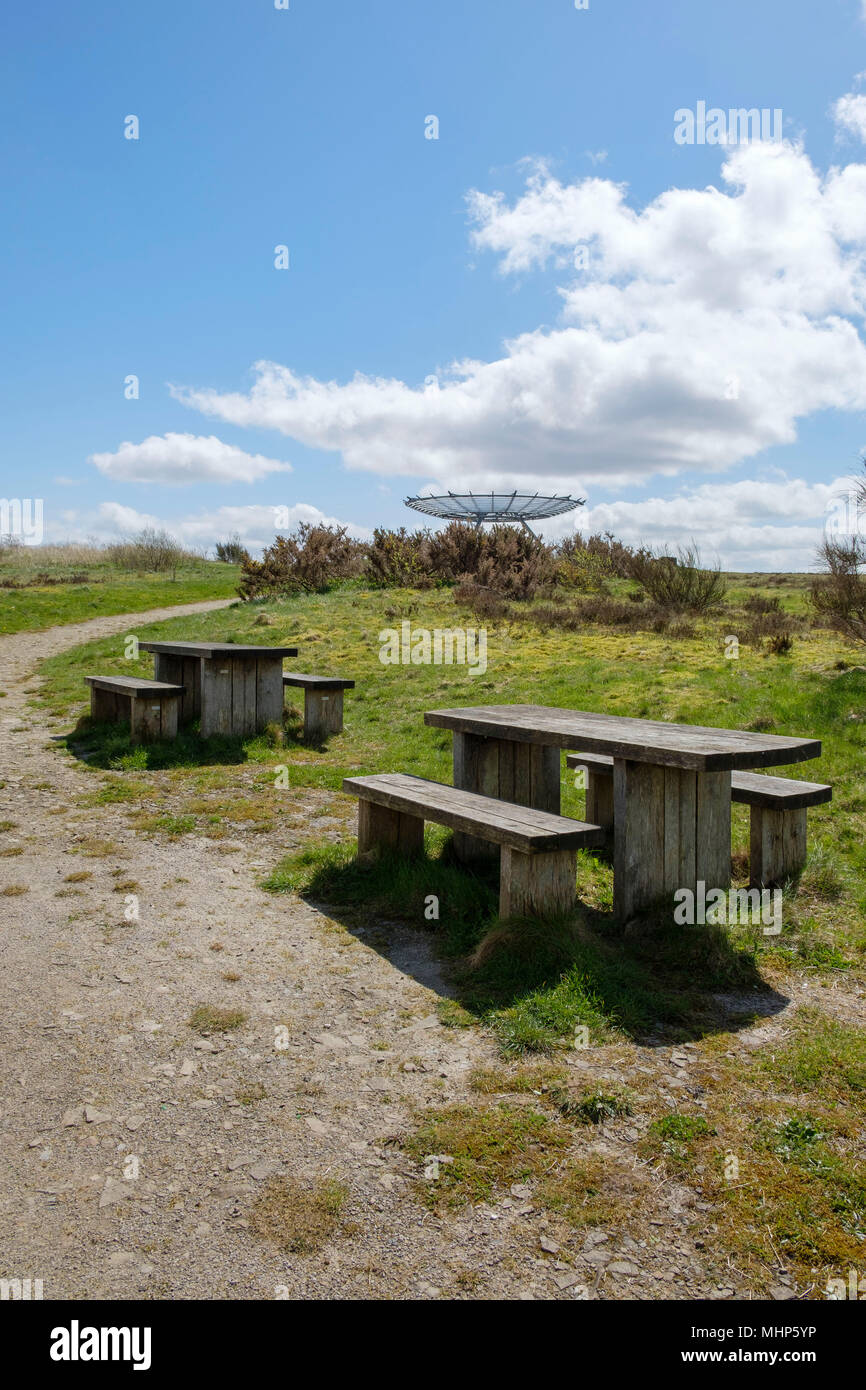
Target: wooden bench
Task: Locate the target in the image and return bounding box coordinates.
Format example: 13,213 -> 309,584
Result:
84,676 -> 185,744
283,674 -> 354,740
565,752 -> 831,888
343,772 -> 604,918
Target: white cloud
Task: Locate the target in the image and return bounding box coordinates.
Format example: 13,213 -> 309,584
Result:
570,475 -> 848,571
172,141 -> 866,491
46,501 -> 368,555
833,91 -> 866,142
89,433 -> 292,485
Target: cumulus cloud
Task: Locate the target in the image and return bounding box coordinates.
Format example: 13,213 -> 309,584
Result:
570,475 -> 849,571
47,501 -> 368,554
89,433 -> 292,485
171,141 -> 866,490
833,93 -> 866,142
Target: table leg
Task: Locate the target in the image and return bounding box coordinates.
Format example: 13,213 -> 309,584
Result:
612,759 -> 731,923
254,656 -> 284,733
152,652 -> 200,723
451,731 -> 560,862
200,657 -> 233,737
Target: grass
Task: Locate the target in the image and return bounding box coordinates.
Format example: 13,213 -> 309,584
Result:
0,545 -> 240,634
23,573 -> 866,1291
188,1004 -> 247,1034
250,1176 -> 348,1253
403,1102 -> 571,1208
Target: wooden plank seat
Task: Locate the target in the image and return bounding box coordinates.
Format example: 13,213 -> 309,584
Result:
343,772 -> 604,918
84,675 -> 185,744
565,753 -> 831,888
283,674 -> 354,740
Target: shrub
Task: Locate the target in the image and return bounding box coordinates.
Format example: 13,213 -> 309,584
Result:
810,537 -> 866,644
365,527 -> 431,587
239,523 -> 366,598
626,543 -> 726,613
106,527 -> 192,575
215,534 -> 250,564
555,531 -> 633,590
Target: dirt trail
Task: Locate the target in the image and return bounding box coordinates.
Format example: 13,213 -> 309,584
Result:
0,601 -> 811,1301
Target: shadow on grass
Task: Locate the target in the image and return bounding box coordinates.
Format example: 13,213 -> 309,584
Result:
262,833 -> 787,1056
59,707 -> 343,771
59,718 -> 251,770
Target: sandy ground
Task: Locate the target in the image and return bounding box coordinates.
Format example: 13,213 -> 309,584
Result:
0,601 -> 849,1302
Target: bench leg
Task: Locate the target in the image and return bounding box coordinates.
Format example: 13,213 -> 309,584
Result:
499,847 -> 576,918
357,799 -> 424,861
585,769 -> 614,841
130,696 -> 164,744
304,689 -> 344,741
749,806 -> 807,888
91,687 -> 120,723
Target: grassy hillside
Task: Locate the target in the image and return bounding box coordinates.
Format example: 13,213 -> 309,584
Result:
28,575 -> 866,1291
0,543 -> 241,634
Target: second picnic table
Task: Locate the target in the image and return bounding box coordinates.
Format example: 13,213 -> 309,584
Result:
139,641 -> 298,738
424,704 -> 821,920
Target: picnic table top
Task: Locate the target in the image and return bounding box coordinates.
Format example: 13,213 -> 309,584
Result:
139,641 -> 298,659
424,704 -> 821,772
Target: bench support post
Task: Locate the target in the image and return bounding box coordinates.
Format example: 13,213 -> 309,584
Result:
91,686 -> 120,723
304,688 -> 344,741
452,732 -> 560,863
613,760 -> 731,923
500,847 -> 576,918
585,768 -> 615,840
357,799 -> 424,861
129,694 -> 179,745
749,805 -> 807,888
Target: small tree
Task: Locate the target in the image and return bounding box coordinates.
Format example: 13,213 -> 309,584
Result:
810,537 -> 866,643
215,533 -> 250,564
627,543 -> 726,613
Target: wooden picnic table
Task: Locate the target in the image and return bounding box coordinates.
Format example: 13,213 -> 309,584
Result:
424,704 -> 821,921
139,641 -> 298,738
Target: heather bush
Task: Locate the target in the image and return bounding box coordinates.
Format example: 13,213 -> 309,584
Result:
240,524 -> 366,598
626,544 -> 726,613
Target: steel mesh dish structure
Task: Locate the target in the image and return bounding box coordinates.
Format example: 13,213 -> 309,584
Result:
404,491 -> 584,532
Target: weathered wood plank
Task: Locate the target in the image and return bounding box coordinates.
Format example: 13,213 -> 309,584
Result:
200,657 -> 233,738
750,805 -> 808,888
344,774 -> 604,855
283,674 -> 355,691
613,758 -> 666,921
500,846 -> 577,918
357,799 -> 424,860
303,688 -> 344,740
695,771 -> 732,893
426,705 -> 820,771
255,656 -> 284,732
566,753 -> 831,811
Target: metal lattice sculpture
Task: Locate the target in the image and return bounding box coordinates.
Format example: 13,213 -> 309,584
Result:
404,490 -> 584,535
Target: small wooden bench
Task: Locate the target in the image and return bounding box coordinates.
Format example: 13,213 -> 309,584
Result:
85,676 -> 185,744
343,772 -> 604,918
565,752 -> 831,888
283,674 -> 354,740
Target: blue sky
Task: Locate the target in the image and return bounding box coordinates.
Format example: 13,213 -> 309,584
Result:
3,0 -> 866,568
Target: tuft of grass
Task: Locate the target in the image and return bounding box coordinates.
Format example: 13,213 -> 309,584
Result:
64,870 -> 92,883
402,1102 -> 570,1208
188,1004 -> 247,1035
759,1010 -> 866,1102
551,1086 -> 633,1125
642,1112 -> 715,1165
235,1081 -> 267,1105
1,884 -> 29,896
250,1177 -> 347,1253
468,1064 -> 565,1095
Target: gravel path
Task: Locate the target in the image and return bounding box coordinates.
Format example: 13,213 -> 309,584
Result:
0,601 -> 799,1301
